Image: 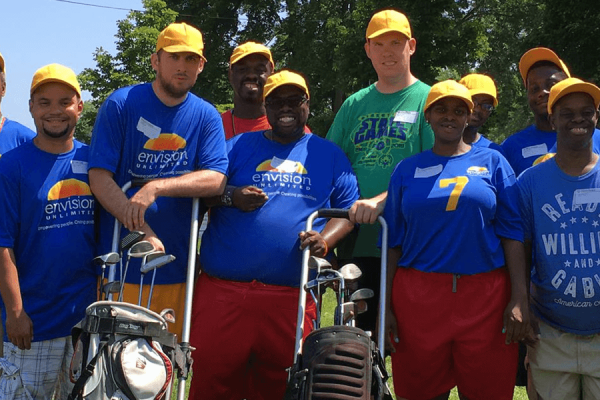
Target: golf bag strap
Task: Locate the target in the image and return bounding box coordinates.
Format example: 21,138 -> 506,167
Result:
68,336 -> 109,400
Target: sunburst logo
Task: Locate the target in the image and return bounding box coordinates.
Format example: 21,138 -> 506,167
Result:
466,166 -> 489,176
533,153 -> 555,166
143,133 -> 186,151
256,157 -> 307,174
47,179 -> 92,200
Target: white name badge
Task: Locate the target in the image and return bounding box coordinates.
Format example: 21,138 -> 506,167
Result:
137,117 -> 161,139
521,143 -> 548,158
71,160 -> 88,174
573,189 -> 600,205
414,164 -> 443,178
393,111 -> 418,124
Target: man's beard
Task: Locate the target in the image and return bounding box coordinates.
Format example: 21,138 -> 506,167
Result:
43,125 -> 70,139
158,73 -> 193,99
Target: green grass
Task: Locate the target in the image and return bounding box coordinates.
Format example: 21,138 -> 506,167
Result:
321,289 -> 528,400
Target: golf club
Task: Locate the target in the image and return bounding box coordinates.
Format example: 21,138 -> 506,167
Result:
139,253 -> 175,307
117,240 -> 155,301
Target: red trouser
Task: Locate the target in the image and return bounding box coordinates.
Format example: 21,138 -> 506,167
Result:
390,267 -> 518,400
189,273 -> 316,400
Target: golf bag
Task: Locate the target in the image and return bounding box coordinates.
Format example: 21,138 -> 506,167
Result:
68,301 -> 182,400
286,209 -> 392,400
285,326 -> 391,400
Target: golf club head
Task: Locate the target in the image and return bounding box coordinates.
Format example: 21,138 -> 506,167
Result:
354,299 -> 368,315
304,279 -> 321,292
102,281 -> 122,299
350,288 -> 374,302
308,256 -> 332,271
339,263 -> 362,282
120,231 -> 146,252
93,252 -> 120,266
128,241 -> 155,258
145,251 -> 166,263
339,302 -> 356,325
140,254 -> 176,274
160,308 -> 176,323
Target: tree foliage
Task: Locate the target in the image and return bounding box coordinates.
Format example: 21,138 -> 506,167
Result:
81,0 -> 600,142
75,0 -> 178,141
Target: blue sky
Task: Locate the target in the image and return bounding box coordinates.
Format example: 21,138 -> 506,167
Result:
1,0 -> 144,130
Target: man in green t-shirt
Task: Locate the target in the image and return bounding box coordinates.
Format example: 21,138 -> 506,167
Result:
326,9 -> 433,332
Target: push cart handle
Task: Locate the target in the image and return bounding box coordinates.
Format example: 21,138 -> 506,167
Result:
131,178 -> 154,187
315,208 -> 350,219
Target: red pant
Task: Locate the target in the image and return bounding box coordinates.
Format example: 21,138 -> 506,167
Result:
189,274 -> 316,400
391,267 -> 518,400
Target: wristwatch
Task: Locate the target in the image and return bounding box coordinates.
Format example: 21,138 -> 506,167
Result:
221,185 -> 235,207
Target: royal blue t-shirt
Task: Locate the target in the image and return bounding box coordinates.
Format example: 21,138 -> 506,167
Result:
519,158 -> 600,335
473,134 -> 504,156
0,117 -> 35,157
383,146 -> 522,274
89,83 -> 228,284
0,141 -> 96,341
502,125 -> 600,176
201,131 -> 359,287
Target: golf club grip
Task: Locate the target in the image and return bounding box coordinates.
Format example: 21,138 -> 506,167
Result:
316,208 -> 350,219
131,178 -> 153,187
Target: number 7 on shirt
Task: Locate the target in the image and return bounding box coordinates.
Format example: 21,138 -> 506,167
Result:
439,176 -> 469,211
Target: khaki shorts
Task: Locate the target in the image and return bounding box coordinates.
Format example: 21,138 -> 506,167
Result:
528,319 -> 600,400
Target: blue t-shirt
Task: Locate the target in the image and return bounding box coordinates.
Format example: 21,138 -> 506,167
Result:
0,117 -> 35,157
473,134 -> 504,155
502,125 -> 600,176
0,141 -> 96,341
201,132 -> 360,287
383,146 -> 522,275
89,83 -> 228,284
518,158 -> 600,335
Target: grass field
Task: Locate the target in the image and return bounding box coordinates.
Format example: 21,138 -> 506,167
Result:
320,289 -> 528,400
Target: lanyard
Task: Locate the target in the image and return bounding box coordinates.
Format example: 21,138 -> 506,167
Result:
0,116 -> 5,134
230,109 -> 237,137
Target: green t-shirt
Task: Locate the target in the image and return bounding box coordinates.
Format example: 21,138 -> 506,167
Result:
327,80 -> 434,258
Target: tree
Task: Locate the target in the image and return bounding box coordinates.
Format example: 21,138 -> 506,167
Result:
76,0 -> 178,141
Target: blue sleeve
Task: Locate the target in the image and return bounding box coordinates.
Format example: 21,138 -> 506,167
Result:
517,174 -> 534,241
330,149 -> 359,209
0,159 -> 20,248
382,162 -> 406,249
88,96 -> 125,173
493,156 -> 523,242
196,106 -> 228,175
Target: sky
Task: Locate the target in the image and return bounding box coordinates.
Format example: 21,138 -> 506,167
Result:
1,0 -> 144,130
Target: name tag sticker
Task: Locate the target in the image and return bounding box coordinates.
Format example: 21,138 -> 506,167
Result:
137,117 -> 161,139
394,111 -> 418,124
573,189 -> 600,205
414,164 -> 443,178
521,143 -> 548,158
71,160 -> 88,174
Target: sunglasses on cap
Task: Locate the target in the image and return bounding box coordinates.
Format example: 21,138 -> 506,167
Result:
473,100 -> 494,112
265,96 -> 308,109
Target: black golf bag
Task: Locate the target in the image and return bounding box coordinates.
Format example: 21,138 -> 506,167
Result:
285,209 -> 392,400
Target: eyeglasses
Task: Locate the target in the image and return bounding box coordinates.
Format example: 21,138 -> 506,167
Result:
265,96 -> 308,109
473,101 -> 494,112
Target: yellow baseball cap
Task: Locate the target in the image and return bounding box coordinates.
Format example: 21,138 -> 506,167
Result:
458,74 -> 498,107
519,47 -> 571,86
366,9 -> 411,40
156,22 -> 206,61
0,51 -> 5,73
230,41 -> 273,67
425,80 -> 473,113
263,70 -> 309,100
30,63 -> 81,97
547,77 -> 600,115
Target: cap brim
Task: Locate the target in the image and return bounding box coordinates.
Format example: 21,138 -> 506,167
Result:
519,49 -> 570,86
31,78 -> 81,97
161,45 -> 206,61
264,82 -> 309,100
367,28 -> 410,39
231,50 -> 273,66
549,82 -> 600,114
468,89 -> 498,107
426,94 -> 474,113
